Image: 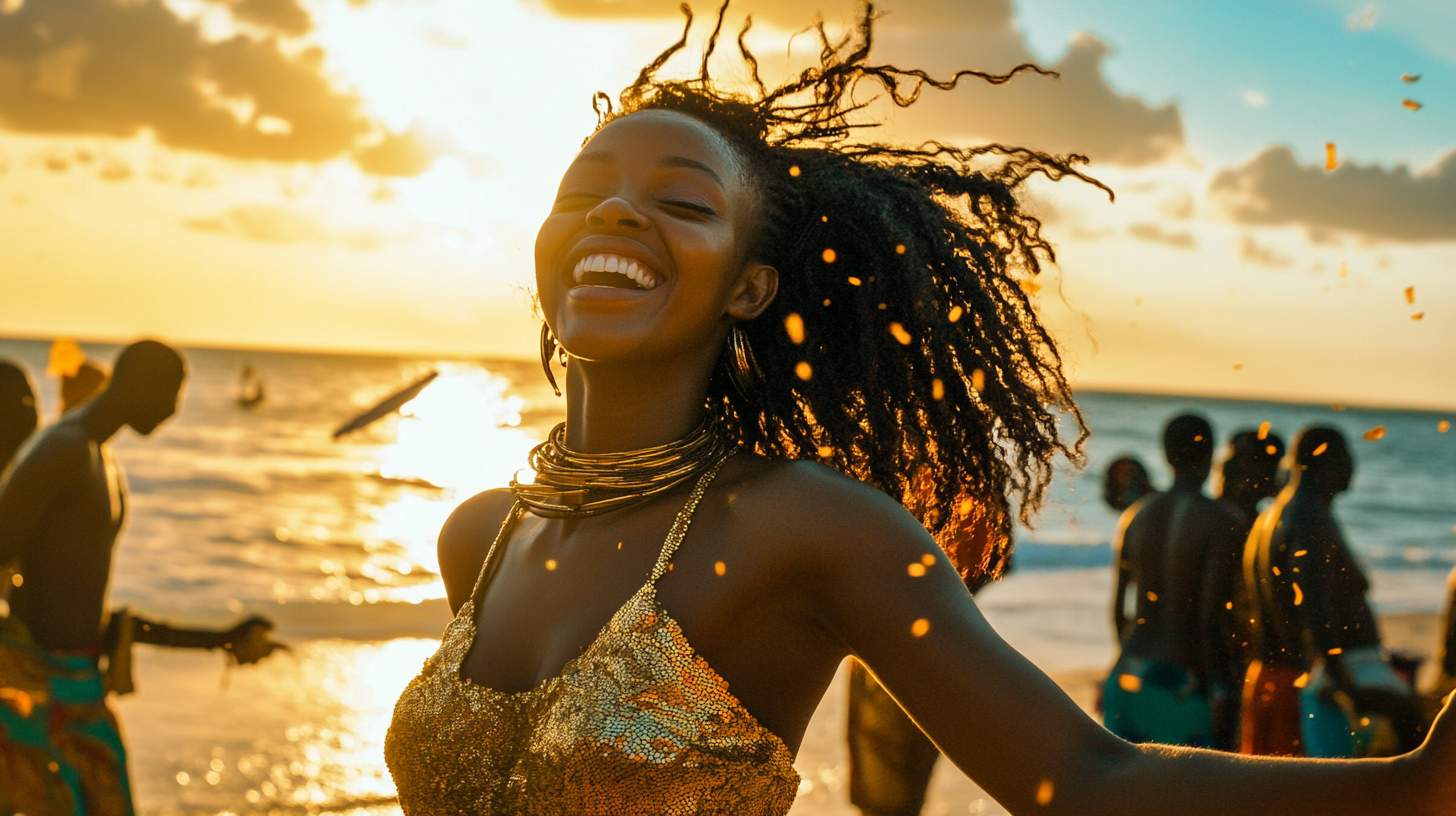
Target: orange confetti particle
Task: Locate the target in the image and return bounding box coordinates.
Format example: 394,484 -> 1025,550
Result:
1312,442 -> 1328,456
545,559 -> 557,571
847,276 -> 862,286
789,165 -> 801,177
907,562 -> 927,577
1293,672 -> 1310,688
10,573 -> 21,587
911,618 -> 931,637
821,215 -> 829,222
1403,99 -> 1422,111
817,445 -> 833,458
1363,426 -> 1386,441
785,313 -> 805,344
1293,582 -> 1304,606
1439,421 -> 1450,433
822,298 -> 831,307
1325,142 -> 1338,172
1412,312 -> 1424,321
1332,404 -> 1346,411
1146,591 -> 1159,602
1339,262 -> 1348,277
0,687 -> 35,718
1405,286 -> 1415,304
617,541 -> 623,549
889,322 -> 912,345
931,378 -> 944,400
1020,278 -> 1042,295
971,368 -> 986,392
795,362 -> 813,381
1036,778 -> 1055,806
1294,550 -> 1308,557
895,244 -> 906,254
822,248 -> 837,263
1118,674 -> 1142,693
714,561 -> 726,576
1232,363 -> 1244,371
1266,445 -> 1278,455
1402,74 -> 1421,83
922,554 -> 936,566
958,498 -> 975,516
1258,421 -> 1271,440
948,305 -> 963,323
1328,647 -> 1343,655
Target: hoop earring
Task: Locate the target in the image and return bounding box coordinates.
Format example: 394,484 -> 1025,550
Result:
540,323 -> 562,397
726,324 -> 764,398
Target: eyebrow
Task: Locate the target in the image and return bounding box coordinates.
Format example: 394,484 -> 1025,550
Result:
573,151 -> 726,190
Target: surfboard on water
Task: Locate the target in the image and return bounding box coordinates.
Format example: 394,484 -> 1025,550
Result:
332,370 -> 439,439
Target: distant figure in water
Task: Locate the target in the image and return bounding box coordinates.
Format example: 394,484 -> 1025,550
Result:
0,360 -> 39,474
1242,427 -> 1421,759
1103,414 -> 1243,749
237,364 -> 265,409
0,340 -> 282,816
1105,456 -> 1156,646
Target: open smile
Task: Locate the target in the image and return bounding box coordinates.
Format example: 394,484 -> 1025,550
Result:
570,253 -> 661,291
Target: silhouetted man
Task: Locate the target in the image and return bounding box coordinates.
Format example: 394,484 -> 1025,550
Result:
0,341 -> 278,816
1218,429 -> 1286,525
1105,455 -> 1156,647
0,360 -> 39,475
1241,427 -> 1417,758
1102,414 -> 1243,749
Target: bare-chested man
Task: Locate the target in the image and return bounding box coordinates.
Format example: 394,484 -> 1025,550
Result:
0,340 -> 278,816
1102,414 -> 1244,750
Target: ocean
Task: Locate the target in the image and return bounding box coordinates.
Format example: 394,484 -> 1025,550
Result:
1,336 -> 1452,815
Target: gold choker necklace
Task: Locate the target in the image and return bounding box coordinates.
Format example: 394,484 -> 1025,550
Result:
510,415 -> 734,518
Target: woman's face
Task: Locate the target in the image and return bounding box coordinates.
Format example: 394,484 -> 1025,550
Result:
535,109 -> 770,366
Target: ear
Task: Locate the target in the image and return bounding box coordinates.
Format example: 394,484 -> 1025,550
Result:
725,262 -> 778,321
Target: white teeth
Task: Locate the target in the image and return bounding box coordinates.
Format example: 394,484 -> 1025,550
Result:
571,253 -> 657,289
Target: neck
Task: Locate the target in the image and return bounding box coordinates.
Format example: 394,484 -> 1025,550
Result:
562,351 -> 719,454
78,391 -> 126,443
1171,472 -> 1207,493
1292,480 -> 1338,507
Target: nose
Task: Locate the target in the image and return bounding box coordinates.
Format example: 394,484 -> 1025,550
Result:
586,197 -> 646,231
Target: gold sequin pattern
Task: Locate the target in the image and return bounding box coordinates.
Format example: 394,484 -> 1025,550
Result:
385,460 -> 800,815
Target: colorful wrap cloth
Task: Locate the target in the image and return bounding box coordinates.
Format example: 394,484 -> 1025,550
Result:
1102,654 -> 1220,748
0,615 -> 134,816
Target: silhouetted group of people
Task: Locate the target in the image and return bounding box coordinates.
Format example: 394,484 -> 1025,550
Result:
1,341 -> 281,816
1102,413 -> 1440,760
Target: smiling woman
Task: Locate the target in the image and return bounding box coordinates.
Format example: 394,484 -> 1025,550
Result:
381,5 -> 1456,816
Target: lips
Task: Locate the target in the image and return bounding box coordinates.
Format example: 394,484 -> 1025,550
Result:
570,252 -> 660,291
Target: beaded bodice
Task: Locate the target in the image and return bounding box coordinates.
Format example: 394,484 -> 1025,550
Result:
384,463 -> 800,815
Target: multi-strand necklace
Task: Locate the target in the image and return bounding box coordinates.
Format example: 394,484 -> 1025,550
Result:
510,414 -> 734,518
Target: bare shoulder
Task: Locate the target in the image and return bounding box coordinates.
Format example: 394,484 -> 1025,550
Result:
5,420 -> 92,482
719,456 -> 937,569
437,487 -> 517,612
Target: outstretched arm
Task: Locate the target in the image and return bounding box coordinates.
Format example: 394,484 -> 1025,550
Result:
806,487 -> 1442,816
132,615 -> 285,664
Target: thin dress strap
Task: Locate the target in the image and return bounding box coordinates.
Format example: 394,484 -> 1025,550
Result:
647,455 -> 730,585
469,501 -> 525,609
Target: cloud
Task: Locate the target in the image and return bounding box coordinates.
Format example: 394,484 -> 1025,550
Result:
354,123 -> 440,177
1128,222 -> 1195,248
1210,145 -> 1456,242
185,204 -> 384,248
1239,234 -> 1291,267
539,0 -> 1186,167
0,0 -> 432,174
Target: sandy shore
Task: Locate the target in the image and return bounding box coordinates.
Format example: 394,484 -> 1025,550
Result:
113,607 -> 1444,815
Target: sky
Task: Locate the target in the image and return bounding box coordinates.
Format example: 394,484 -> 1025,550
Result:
1,0 -> 1453,408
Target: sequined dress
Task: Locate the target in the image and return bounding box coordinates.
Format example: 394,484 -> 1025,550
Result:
385,464 -> 800,815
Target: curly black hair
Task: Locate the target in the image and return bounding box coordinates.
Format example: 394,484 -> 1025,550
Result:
592,2 -> 1107,582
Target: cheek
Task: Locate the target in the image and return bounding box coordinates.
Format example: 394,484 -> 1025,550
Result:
533,216 -> 575,286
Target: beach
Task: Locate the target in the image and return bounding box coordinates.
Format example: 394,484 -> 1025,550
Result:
1,337 -> 1451,815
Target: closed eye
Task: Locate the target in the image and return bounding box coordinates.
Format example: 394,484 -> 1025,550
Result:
662,199 -> 716,216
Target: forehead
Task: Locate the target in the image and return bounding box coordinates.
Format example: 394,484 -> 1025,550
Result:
576,110 -> 746,184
